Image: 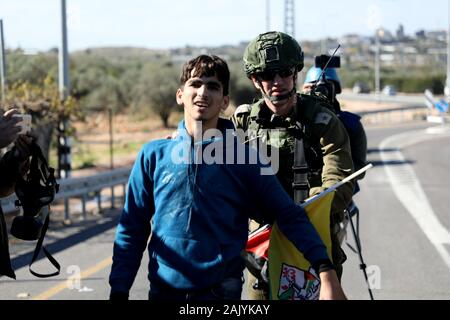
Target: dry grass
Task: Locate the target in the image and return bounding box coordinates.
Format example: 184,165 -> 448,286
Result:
49,111 -> 182,175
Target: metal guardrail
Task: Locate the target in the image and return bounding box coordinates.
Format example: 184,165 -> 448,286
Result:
340,93 -> 425,105
357,105 -> 428,117
0,166 -> 132,220
340,93 -> 431,123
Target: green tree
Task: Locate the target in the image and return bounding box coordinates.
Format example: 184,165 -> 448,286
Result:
71,55 -> 132,112
1,75 -> 82,160
6,49 -> 58,85
228,61 -> 259,106
133,62 -> 179,128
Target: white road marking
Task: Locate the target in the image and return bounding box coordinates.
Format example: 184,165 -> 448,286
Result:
379,125 -> 450,270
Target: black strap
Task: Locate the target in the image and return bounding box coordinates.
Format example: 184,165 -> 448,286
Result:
293,137 -> 309,204
28,207 -> 61,278
0,206 -> 16,279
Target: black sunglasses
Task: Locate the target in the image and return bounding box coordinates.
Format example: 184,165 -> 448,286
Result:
256,68 -> 296,81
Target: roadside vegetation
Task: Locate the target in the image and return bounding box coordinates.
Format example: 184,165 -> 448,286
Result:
1,47 -> 447,171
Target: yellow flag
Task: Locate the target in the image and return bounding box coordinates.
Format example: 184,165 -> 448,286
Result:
268,192 -> 334,300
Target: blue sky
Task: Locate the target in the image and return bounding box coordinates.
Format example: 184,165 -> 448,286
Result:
0,0 -> 448,52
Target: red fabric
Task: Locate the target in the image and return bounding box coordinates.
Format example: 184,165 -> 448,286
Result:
245,226 -> 272,260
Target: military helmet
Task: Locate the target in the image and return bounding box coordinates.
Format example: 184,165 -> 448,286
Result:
304,66 -> 342,94
243,31 -> 304,77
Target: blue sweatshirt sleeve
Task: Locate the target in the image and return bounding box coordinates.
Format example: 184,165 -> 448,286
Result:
249,156 -> 330,266
109,145 -> 154,294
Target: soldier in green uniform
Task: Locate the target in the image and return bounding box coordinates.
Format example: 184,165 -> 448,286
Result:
232,31 -> 354,300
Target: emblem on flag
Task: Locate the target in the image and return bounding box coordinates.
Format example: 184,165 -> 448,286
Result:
278,263 -> 320,300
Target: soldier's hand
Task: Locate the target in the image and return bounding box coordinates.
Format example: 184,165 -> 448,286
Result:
0,109 -> 21,148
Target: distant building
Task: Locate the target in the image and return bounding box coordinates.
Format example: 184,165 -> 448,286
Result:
378,28 -> 395,43
415,30 -> 426,40
426,30 -> 447,42
396,24 -> 405,41
340,34 -> 364,46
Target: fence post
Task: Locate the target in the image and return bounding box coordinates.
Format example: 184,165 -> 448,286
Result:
97,190 -> 102,213
111,186 -> 115,209
64,198 -> 70,221
81,193 -> 87,220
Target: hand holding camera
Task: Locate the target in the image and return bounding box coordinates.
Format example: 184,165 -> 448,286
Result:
0,109 -> 21,148
12,113 -> 32,135
0,109 -> 32,148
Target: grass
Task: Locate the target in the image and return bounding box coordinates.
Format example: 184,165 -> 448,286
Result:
47,112 -> 181,172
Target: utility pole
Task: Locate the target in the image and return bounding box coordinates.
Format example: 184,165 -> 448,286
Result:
375,28 -> 382,98
446,1 -> 450,100
58,0 -> 72,180
0,20 -> 6,102
284,0 -> 295,38
59,0 -> 70,101
266,0 -> 270,32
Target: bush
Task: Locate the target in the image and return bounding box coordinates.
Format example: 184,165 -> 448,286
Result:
228,62 -> 260,106
132,62 -> 179,128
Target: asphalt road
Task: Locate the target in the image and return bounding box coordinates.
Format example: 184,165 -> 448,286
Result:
342,121 -> 450,300
1,120 -> 450,300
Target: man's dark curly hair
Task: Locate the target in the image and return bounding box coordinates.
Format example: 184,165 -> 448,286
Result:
180,55 -> 230,96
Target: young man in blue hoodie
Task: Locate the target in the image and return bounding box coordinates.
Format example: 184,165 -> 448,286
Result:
109,55 -> 346,300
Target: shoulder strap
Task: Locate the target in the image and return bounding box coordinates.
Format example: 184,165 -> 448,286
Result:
293,137 -> 309,204
15,142 -> 61,278
292,99 -> 310,204
29,206 -> 61,278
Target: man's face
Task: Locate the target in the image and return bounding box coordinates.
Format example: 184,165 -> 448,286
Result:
251,67 -> 296,115
176,73 -> 229,125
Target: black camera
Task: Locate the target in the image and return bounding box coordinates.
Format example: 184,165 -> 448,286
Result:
10,142 -> 59,241
9,141 -> 61,278
312,55 -> 341,104
315,55 -> 341,70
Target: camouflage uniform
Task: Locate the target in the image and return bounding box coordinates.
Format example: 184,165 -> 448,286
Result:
233,94 -> 354,299
237,31 -> 354,300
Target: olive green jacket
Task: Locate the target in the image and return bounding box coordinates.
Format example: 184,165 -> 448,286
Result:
232,94 -> 354,216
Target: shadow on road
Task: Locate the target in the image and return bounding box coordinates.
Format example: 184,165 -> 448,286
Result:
9,209 -> 120,272
367,148 -> 399,154
370,159 -> 415,167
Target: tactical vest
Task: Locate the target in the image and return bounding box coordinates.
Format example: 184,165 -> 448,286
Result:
237,94 -> 328,200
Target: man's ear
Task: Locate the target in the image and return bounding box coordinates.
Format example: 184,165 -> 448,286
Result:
176,88 -> 183,105
251,76 -> 261,90
221,96 -> 230,111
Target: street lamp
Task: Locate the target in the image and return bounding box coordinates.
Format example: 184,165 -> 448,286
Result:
375,28 -> 384,99
446,1 -> 450,100
58,0 -> 72,179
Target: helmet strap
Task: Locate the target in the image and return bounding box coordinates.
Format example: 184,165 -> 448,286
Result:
257,71 -> 298,103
